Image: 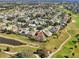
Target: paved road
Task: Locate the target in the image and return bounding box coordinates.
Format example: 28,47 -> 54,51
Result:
47,29 -> 71,58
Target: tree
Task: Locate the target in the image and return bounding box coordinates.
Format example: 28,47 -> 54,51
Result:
64,56 -> 69,58
53,22 -> 59,26
74,45 -> 77,48
72,41 -> 76,44
4,47 -> 10,52
75,34 -> 79,41
67,17 -> 72,23
15,53 -> 23,58
7,17 -> 14,21
34,48 -> 49,58
15,50 -> 35,58
72,53 -> 75,56
16,53 -> 23,58
0,49 -> 1,52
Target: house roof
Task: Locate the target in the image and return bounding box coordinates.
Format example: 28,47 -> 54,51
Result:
50,26 -> 60,33
35,30 -> 46,41
43,29 -> 52,36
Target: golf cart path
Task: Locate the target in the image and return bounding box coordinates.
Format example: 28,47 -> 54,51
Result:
1,29 -> 71,58
47,29 -> 71,58
2,50 -> 18,54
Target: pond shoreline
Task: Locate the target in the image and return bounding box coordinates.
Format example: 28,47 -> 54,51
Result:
0,37 -> 26,46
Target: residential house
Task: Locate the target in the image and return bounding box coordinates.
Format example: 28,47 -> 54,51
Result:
11,25 -> 19,33
35,30 -> 46,41
43,29 -> 52,37
50,26 -> 60,33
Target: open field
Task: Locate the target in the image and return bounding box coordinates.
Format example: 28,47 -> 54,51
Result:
0,44 -> 38,58
40,29 -> 69,51
52,10 -> 79,58
0,26 -> 70,58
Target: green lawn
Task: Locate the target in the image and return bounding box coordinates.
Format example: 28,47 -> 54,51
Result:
52,38 -> 77,58
0,52 -> 10,58
0,33 -> 30,43
75,15 -> 79,28
0,44 -> 38,58
52,12 -> 79,58
40,29 -> 69,51
68,30 -> 76,36
51,6 -> 79,58
0,5 -> 79,58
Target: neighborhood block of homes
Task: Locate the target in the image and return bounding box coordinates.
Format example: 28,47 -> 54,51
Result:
0,1 -> 79,58
0,4 -> 71,42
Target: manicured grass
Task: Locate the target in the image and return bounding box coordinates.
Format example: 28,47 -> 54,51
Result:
0,44 -> 38,58
0,30 -> 69,58
63,47 -> 72,54
13,46 -> 37,52
0,52 -> 10,58
75,15 -> 79,28
52,8 -> 79,58
0,44 -> 37,52
52,25 -> 79,58
52,39 -> 75,58
40,29 -> 69,51
0,33 -> 30,43
54,54 -> 64,58
0,32 -> 38,58
68,30 -> 76,36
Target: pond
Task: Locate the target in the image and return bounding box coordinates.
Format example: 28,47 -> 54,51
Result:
0,37 -> 26,46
